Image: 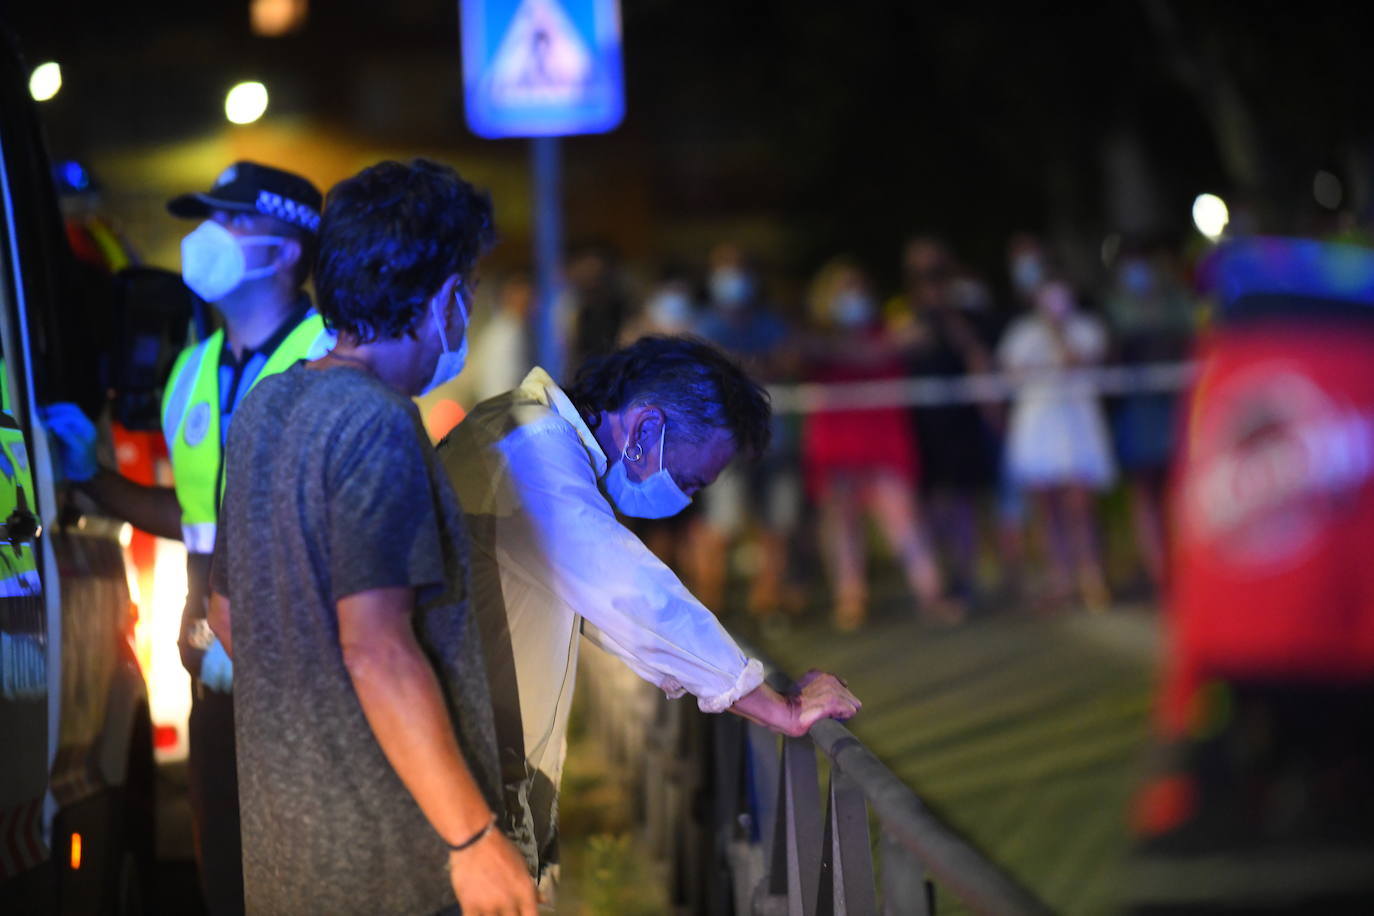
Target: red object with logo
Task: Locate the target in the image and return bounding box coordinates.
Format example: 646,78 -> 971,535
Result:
1162,325 -> 1374,734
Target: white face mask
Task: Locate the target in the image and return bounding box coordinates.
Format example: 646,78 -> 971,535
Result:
420,287 -> 470,395
602,423 -> 692,519
180,219 -> 287,302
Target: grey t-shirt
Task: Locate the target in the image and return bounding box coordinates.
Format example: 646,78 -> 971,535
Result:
212,362 -> 501,915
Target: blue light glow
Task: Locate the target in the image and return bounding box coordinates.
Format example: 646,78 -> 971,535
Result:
61,160 -> 89,192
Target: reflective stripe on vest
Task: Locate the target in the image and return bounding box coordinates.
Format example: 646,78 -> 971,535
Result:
162,313 -> 334,549
181,521 -> 217,554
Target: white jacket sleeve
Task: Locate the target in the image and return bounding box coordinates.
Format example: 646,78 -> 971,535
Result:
496,423 -> 765,713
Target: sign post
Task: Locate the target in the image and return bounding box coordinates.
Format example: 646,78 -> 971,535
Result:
459,0 -> 625,379
530,136 -> 563,379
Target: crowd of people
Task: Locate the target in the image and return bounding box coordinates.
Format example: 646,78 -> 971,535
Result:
503,232 -> 1201,630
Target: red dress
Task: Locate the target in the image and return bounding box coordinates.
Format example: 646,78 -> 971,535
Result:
800,331 -> 921,498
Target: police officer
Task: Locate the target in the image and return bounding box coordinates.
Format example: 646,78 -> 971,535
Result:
48,161 -> 333,914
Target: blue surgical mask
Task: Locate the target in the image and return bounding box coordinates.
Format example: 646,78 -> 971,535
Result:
1120,260 -> 1156,297
832,291 -> 874,328
648,289 -> 693,329
710,267 -> 752,310
1011,254 -> 1044,296
602,423 -> 692,519
421,288 -> 469,395
180,219 -> 286,302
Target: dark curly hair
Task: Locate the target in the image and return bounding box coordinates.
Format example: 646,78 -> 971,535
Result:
315,159 -> 496,343
567,336 -> 772,459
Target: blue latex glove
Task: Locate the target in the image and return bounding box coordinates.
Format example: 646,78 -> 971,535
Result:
39,403 -> 98,483
200,637 -> 234,692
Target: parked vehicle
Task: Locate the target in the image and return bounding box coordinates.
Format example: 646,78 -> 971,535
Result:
0,28 -> 157,915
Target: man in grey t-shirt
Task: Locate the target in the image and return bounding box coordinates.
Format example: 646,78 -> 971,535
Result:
210,160 -> 536,915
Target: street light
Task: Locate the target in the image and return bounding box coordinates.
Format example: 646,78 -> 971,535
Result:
29,61 -> 61,102
1192,193 -> 1229,241
225,81 -> 269,124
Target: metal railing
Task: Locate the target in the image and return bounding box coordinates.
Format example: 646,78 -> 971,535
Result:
579,642 -> 1052,915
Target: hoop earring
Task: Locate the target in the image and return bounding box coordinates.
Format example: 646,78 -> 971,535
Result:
625,442 -> 644,462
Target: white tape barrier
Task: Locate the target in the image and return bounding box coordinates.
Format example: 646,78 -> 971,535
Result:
767,362 -> 1196,414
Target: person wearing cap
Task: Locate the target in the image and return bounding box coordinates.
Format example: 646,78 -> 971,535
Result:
46,160 -> 333,914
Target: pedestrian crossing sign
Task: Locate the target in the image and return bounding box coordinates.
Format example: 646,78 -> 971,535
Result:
460,0 -> 625,138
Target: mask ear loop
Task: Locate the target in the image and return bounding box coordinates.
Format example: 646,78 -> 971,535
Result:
657,422 -> 667,472
238,236 -> 290,281
453,286 -> 470,329
430,296 -> 451,354
430,285 -> 470,355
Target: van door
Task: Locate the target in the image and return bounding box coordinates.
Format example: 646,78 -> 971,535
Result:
0,218 -> 50,886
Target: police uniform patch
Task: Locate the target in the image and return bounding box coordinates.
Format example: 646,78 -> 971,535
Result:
184,401 -> 212,448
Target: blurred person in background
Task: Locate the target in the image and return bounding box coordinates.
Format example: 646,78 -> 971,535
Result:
1104,242 -> 1196,592
54,159 -> 140,273
801,258 -> 958,631
992,233 -> 1055,602
470,269 -> 535,403
437,335 -> 861,890
687,242 -> 802,618
560,242 -> 630,371
618,268 -> 699,343
51,159 -> 166,608
998,279 -> 1115,611
899,236 -> 1001,605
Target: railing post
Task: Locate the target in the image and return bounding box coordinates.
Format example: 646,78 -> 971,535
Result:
818,769 -> 877,915
663,697 -> 695,910
881,827 -> 932,916
726,720 -> 770,915
759,736 -> 823,916
706,714 -> 746,915
678,704 -> 708,914
747,722 -> 780,867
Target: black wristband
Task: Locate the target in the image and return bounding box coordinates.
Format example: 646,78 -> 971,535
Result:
446,814 -> 497,853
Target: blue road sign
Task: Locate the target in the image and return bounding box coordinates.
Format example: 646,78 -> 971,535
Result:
460,0 -> 625,139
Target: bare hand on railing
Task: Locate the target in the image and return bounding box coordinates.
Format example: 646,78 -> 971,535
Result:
730,673 -> 861,737
787,670 -> 861,736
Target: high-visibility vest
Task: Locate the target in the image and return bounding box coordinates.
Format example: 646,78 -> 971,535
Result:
0,370 -> 43,700
160,312 -> 333,553
0,418 -> 39,591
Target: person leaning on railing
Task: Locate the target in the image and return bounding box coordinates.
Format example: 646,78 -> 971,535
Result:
437,335 -> 862,896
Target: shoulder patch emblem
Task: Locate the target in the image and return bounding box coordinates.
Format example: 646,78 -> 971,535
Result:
184,401 -> 212,448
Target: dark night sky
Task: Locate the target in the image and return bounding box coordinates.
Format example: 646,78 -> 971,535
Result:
8,1 -> 1373,292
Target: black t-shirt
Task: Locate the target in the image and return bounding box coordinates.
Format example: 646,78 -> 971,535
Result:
212,363 -> 501,915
